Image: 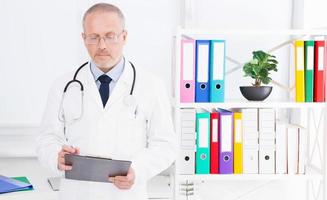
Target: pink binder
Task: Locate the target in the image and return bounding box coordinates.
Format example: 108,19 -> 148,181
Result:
180,39 -> 195,102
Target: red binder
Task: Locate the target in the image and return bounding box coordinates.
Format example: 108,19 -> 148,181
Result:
210,112 -> 219,174
314,41 -> 326,102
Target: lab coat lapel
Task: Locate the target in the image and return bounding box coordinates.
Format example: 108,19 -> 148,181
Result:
105,61 -> 133,109
81,64 -> 104,109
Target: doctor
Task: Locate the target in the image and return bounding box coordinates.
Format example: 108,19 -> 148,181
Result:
36,3 -> 176,200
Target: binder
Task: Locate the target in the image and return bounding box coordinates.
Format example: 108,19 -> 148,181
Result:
258,136 -> 275,174
258,109 -> 276,174
259,146 -> 275,174
258,109 -> 275,133
179,149 -> 196,175
276,121 -> 287,174
180,39 -> 196,102
209,40 -> 225,102
242,109 -> 259,174
295,40 -> 305,102
0,175 -> 33,194
298,126 -> 307,174
243,146 -> 259,174
233,112 -> 243,174
217,108 -> 233,174
181,109 -> 196,149
314,41 -> 326,102
196,112 -> 210,174
287,126 -> 299,174
304,41 -> 315,102
210,112 -> 219,174
195,40 -> 210,102
179,108 -> 196,174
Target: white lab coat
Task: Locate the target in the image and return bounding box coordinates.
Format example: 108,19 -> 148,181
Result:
36,60 -> 177,200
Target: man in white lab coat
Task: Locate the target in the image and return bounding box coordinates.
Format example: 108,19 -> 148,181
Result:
36,3 -> 176,200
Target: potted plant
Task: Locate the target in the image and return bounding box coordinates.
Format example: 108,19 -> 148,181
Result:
240,50 -> 278,101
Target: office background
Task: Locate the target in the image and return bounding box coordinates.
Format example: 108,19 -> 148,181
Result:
0,0 -> 326,199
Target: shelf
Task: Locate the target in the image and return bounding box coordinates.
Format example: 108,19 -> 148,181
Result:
173,101 -> 327,109
175,166 -> 323,182
176,173 -> 322,182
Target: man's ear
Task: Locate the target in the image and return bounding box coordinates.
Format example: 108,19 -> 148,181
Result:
122,31 -> 128,43
81,33 -> 87,46
81,32 -> 86,40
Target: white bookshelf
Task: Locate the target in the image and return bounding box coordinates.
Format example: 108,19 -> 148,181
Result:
172,27 -> 327,200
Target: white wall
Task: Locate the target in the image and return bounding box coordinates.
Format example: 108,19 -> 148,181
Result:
0,0 -> 179,126
293,0 -> 327,29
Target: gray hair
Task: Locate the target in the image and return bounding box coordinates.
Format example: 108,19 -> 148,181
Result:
82,3 -> 125,30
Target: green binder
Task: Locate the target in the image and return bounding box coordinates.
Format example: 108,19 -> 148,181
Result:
195,112 -> 210,174
304,41 -> 314,102
12,177 -> 34,192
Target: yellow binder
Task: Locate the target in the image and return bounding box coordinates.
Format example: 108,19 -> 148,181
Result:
295,40 -> 305,102
233,112 -> 243,174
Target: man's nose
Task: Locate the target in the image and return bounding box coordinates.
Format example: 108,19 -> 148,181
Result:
98,37 -> 107,50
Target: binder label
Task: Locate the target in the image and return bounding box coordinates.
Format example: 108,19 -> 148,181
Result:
318,47 -> 324,71
235,119 -> 242,143
212,119 -> 218,142
213,42 -> 224,80
307,46 -> 314,70
221,115 -> 232,152
296,47 -> 304,70
183,43 -> 194,80
199,118 -> 209,148
197,44 -> 209,82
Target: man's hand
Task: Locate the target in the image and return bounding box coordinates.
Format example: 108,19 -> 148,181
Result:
57,145 -> 80,171
108,167 -> 135,190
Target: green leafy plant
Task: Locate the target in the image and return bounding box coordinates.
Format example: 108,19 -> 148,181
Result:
243,50 -> 278,86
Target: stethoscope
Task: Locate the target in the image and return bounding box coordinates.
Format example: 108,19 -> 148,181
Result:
58,59 -> 137,125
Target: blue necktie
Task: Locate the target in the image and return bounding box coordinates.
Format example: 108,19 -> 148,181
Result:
98,74 -> 112,107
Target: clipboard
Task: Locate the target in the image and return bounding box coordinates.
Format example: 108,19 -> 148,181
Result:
64,154 -> 132,183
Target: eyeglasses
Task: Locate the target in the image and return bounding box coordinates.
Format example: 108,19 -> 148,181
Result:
84,30 -> 125,45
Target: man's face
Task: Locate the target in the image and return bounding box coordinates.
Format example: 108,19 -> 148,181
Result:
82,12 -> 127,71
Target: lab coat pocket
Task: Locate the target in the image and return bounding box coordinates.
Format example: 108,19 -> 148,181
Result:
119,107 -> 147,151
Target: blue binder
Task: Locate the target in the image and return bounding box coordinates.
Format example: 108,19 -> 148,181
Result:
209,40 -> 226,102
0,175 -> 33,194
195,40 -> 210,102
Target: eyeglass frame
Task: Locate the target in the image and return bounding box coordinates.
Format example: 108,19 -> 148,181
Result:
83,30 -> 125,45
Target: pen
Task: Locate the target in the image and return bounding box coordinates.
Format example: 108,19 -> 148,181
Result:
134,106 -> 138,119
63,126 -> 75,148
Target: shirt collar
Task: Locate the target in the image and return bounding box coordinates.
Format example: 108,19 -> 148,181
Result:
90,57 -> 125,83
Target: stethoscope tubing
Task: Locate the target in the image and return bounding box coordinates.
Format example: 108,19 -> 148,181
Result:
64,59 -> 136,94
58,59 -> 136,124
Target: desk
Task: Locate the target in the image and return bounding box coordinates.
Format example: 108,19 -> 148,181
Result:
0,157 -> 172,200
0,157 -> 58,200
